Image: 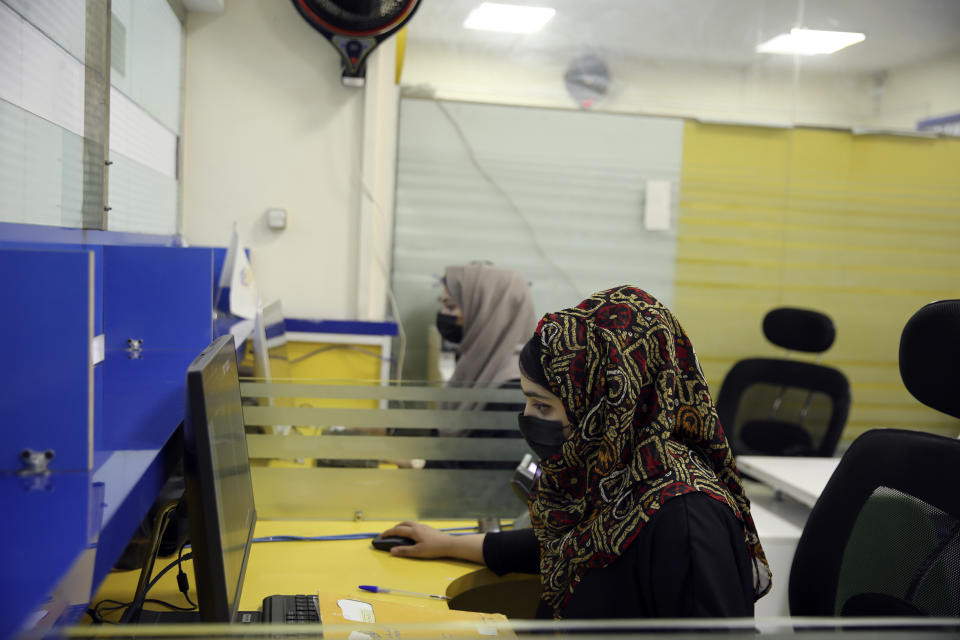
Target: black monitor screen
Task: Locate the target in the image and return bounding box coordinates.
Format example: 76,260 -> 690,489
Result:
184,334 -> 257,622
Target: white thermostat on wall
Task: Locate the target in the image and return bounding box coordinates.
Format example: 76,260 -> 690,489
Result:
266,208 -> 287,230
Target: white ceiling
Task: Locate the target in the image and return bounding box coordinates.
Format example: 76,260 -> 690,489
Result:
405,0 -> 960,73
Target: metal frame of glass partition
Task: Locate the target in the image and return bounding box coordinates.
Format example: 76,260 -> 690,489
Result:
59,615 -> 960,639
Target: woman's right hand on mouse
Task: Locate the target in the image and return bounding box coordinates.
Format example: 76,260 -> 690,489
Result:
379,521 -> 449,558
380,521 -> 486,564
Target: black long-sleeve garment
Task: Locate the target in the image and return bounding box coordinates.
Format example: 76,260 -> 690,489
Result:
481,492 -> 756,619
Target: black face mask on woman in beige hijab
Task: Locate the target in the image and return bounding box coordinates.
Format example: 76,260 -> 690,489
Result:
435,312 -> 463,343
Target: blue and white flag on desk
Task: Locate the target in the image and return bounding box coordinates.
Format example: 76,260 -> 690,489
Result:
215,223 -> 258,319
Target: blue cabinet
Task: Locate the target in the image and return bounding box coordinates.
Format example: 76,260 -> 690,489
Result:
0,228 -> 215,637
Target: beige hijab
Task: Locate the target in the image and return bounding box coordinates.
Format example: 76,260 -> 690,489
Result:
444,264 -> 537,394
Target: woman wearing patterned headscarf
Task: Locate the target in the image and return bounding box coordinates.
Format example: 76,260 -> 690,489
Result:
382,286 -> 771,619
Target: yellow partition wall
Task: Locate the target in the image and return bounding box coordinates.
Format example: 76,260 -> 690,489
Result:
285,341 -> 385,406
241,339 -> 385,410
242,339 -> 387,470
674,122 -> 960,441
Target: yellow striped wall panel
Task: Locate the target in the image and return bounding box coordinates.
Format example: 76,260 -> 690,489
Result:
674,121 -> 960,443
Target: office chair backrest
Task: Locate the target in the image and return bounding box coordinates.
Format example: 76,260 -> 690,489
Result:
899,299 -> 960,420
789,428 -> 960,617
718,359 -> 850,456
716,307 -> 850,457
763,307 -> 836,353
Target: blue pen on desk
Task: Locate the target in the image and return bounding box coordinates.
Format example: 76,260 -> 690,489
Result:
358,585 -> 450,601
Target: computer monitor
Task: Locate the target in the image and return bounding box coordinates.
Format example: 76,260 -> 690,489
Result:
183,334 -> 257,623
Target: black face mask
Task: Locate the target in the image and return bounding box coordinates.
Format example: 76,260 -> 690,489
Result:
517,412 -> 566,460
435,312 -> 463,343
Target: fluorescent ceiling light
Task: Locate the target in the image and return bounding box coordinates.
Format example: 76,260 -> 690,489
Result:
464,3 -> 556,34
756,28 -> 865,55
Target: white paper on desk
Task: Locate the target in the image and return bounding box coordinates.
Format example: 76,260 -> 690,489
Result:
643,179 -> 672,231
338,599 -> 376,623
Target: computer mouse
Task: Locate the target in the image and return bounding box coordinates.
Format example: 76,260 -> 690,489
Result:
371,535 -> 416,551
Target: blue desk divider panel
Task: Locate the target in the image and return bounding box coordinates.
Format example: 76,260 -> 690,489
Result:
0,230 -> 218,637
101,246 -> 214,452
0,240 -> 105,335
0,471 -> 94,640
0,240 -> 108,470
101,352 -> 193,450
1,248 -> 94,472
102,246 -> 213,352
90,443 -> 178,604
285,318 -> 399,336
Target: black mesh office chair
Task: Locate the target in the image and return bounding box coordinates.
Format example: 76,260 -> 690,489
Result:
716,308 -> 851,456
788,300 -> 960,617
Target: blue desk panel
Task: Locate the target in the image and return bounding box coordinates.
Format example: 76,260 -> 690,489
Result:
101,351 -> 194,450
0,443 -> 177,639
102,245 -> 213,352
1,248 -> 94,472
100,245 -> 213,455
0,471 -> 95,639
90,443 -> 179,599
1,228 -> 217,635
286,318 -> 399,336
0,241 -> 104,333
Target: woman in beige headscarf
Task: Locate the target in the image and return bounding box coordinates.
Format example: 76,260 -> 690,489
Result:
429,263 -> 537,469
438,263 -> 537,403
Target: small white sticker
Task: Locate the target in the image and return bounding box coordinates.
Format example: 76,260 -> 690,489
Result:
644,179 -> 672,230
337,599 -> 376,623
91,334 -> 105,365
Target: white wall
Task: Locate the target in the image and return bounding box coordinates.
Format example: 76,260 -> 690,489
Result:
402,41 -> 960,131
869,50 -> 960,129
182,0 -> 398,320
179,0 -> 956,321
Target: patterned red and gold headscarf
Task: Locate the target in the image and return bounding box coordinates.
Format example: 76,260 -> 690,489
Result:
529,285 -> 772,617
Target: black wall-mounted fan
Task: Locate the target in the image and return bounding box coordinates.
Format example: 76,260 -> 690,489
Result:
291,0 -> 421,86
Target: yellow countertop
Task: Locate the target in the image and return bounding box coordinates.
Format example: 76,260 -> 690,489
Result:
89,520 -> 489,621
239,519 -> 484,610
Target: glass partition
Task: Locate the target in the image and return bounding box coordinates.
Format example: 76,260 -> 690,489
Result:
241,379 -> 533,520
0,0 -> 183,232
0,0 -> 101,228
59,616 -> 960,639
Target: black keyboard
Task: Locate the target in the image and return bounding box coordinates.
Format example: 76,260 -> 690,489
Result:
261,594 -> 321,624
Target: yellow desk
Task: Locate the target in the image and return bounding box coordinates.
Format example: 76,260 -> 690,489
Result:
88,520 -> 537,622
